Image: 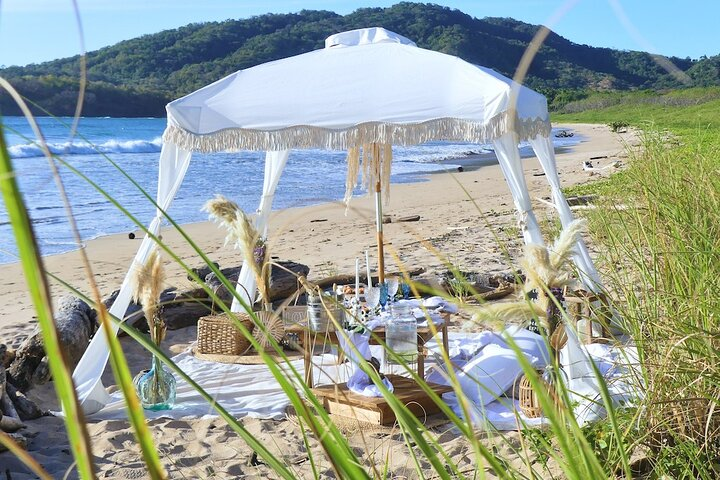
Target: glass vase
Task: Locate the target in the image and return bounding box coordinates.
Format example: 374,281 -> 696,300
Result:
134,355 -> 176,411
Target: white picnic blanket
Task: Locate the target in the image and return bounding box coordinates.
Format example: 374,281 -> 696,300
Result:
87,330 -> 639,430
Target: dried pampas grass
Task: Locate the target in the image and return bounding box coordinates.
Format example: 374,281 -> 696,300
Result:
131,249 -> 166,345
470,219 -> 586,329
470,301 -> 545,329
203,194 -> 271,307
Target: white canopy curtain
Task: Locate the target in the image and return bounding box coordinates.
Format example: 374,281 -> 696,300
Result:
492,132 -> 544,246
528,134 -> 602,291
70,27 -> 605,415
230,150 -> 289,311
72,143 -> 191,414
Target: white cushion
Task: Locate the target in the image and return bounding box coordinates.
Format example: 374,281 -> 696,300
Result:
501,326 -> 551,366
456,344 -> 529,406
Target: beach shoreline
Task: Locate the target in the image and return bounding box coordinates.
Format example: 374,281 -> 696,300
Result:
0,124 -> 632,337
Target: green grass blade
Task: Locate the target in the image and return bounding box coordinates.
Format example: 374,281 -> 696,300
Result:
0,122 -> 96,479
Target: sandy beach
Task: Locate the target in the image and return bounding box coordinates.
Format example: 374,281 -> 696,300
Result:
0,123 -> 636,478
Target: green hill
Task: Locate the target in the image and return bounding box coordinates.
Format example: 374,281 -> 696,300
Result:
1,2 -> 718,117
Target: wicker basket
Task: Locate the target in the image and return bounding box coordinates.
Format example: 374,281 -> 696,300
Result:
252,310 -> 286,352
197,312 -> 253,355
515,370 -> 560,418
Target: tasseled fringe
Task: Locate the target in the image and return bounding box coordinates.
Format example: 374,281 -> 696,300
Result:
163,113 -> 552,153
343,142 -> 393,209
382,143 -> 392,204
344,146 -> 360,206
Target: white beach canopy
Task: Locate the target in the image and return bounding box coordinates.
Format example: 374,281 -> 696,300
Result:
72,27 -> 603,415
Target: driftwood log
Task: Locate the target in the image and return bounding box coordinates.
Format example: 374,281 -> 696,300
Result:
204,260 -> 311,308
312,267 -> 426,290
103,287 -> 202,333
0,350 -> 41,437
7,296 -> 97,392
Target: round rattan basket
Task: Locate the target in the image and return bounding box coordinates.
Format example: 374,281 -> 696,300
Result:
197,312 -> 254,356
252,310 -> 286,353
515,370 -> 560,418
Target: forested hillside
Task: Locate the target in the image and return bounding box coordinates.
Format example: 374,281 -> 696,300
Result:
1,2 -> 718,117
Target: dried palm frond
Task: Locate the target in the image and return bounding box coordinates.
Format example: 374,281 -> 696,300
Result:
131,249 -> 166,344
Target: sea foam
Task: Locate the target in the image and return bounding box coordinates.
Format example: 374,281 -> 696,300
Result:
9,137 -> 163,159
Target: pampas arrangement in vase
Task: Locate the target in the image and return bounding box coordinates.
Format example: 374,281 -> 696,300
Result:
204,195 -> 284,352
131,249 -> 176,410
203,194 -> 271,310
472,220 -> 586,338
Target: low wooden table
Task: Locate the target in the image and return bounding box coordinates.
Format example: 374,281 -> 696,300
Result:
312,374 -> 453,425
286,318 -> 449,388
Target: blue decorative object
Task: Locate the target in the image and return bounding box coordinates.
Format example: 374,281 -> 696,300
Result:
379,282 -> 389,310
134,355 -> 176,411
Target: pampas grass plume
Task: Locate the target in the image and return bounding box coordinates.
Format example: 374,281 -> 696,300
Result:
131,248 -> 166,344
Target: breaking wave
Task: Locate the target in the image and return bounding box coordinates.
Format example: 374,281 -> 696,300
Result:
8,137 -> 163,159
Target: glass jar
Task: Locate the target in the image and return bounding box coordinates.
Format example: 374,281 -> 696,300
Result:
386,308 -> 417,363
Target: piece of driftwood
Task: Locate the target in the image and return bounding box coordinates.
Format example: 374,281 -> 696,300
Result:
163,302 -> 214,330
313,267 -> 426,290
0,414 -> 24,433
0,344 -> 14,369
0,431 -> 27,451
0,364 -> 5,401
205,261 -> 311,308
8,296 -> 97,391
5,384 -> 42,420
104,287 -> 178,332
566,194 -> 598,206
187,262 -> 220,282
0,391 -> 21,423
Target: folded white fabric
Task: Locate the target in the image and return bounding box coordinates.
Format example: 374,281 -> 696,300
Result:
423,296 -> 459,313
455,344 -> 534,406
335,319 -> 393,396
499,325 -> 551,366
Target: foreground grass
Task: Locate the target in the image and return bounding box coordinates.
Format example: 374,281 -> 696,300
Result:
555,93 -> 720,477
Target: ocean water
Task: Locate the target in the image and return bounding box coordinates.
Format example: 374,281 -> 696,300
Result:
0,116 -> 578,264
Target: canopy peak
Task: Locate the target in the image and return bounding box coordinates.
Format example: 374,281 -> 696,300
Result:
325,27 -> 417,49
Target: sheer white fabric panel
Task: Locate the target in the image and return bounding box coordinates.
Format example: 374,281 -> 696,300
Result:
528,135 -> 602,291
492,132 -> 544,245
72,143 -> 192,414
231,150 -> 289,312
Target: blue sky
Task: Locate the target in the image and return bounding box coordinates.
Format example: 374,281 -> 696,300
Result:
0,0 -> 717,67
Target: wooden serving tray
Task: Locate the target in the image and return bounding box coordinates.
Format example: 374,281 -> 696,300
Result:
311,375 -> 453,425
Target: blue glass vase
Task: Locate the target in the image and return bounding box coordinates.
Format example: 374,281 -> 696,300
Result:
379,282 -> 389,310
134,355 -> 176,411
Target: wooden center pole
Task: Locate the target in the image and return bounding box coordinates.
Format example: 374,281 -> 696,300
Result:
375,179 -> 385,285
374,143 -> 385,284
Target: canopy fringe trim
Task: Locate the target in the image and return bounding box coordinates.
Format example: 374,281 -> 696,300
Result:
163,113 -> 550,153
